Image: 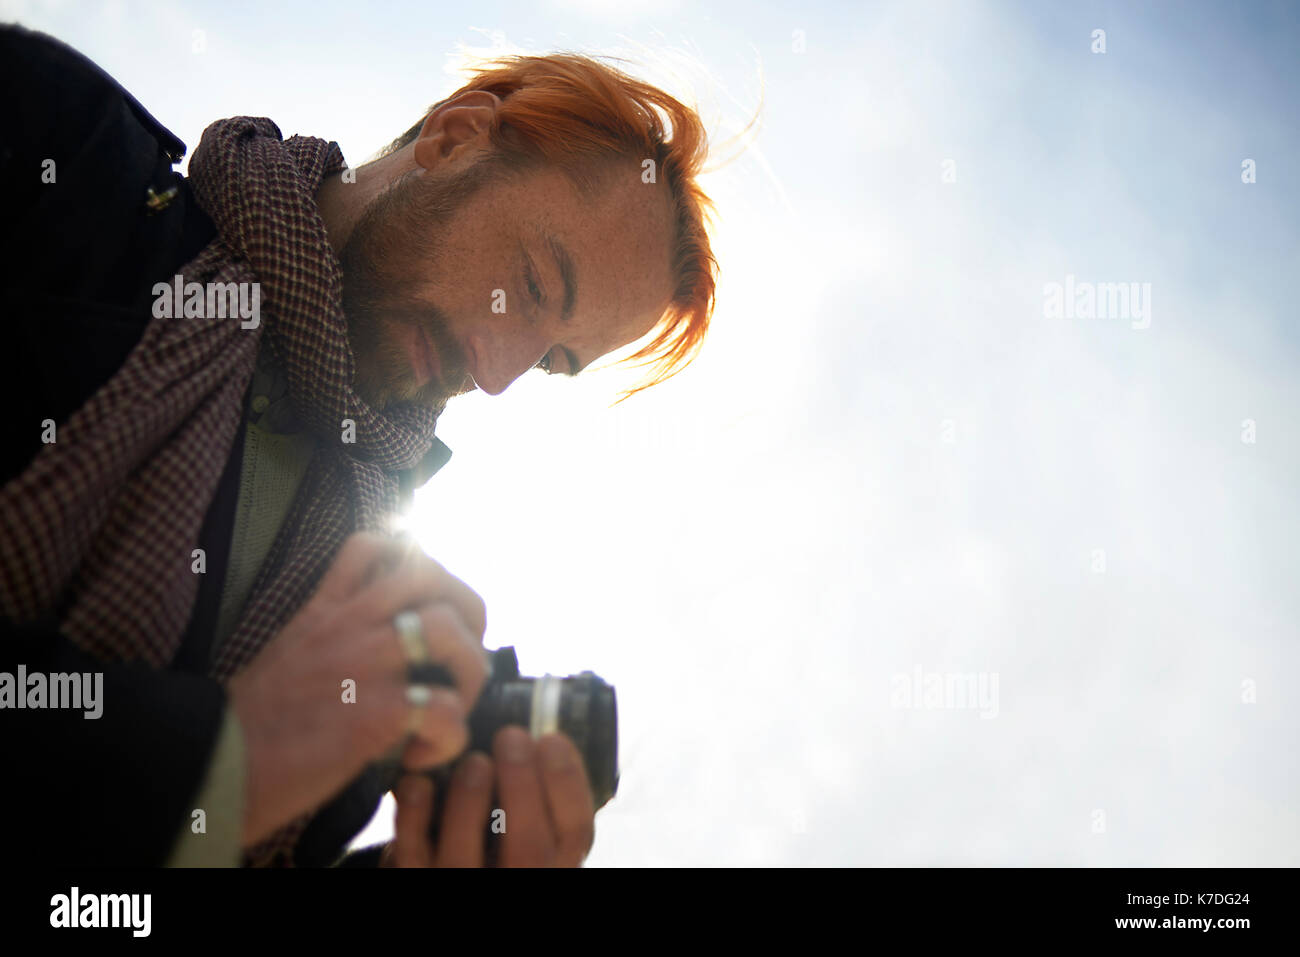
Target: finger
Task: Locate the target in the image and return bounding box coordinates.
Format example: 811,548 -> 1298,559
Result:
391,774 -> 435,867
362,606 -> 483,762
358,556 -> 488,642
492,727 -> 554,867
362,602 -> 489,733
313,532 -> 399,603
406,603 -> 490,710
537,733 -> 596,867
403,688 -> 469,769
435,753 -> 495,868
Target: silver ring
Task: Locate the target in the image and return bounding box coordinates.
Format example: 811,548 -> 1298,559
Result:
396,611 -> 433,734
406,684 -> 434,707
405,685 -> 433,735
394,610 -> 427,663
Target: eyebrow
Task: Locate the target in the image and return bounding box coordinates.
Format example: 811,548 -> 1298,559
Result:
545,233 -> 585,375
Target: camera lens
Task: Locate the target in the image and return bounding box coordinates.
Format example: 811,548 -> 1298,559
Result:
468,648 -> 620,810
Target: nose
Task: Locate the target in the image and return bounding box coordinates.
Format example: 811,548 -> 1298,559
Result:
465,323 -> 550,396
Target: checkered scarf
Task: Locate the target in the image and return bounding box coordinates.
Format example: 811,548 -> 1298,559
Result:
0,117 -> 440,865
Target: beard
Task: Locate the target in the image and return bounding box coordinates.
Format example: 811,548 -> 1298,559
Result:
338,157 -> 504,412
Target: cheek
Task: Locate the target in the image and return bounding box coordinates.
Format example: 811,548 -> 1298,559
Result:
424,225 -> 520,321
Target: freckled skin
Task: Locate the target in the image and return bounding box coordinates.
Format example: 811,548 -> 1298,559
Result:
320,91 -> 677,412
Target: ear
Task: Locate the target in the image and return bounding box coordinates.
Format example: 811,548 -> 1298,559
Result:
411,91 -> 503,171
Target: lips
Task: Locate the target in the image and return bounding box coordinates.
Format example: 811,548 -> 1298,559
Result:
422,327 -> 443,385
407,319 -> 478,396
408,325 -> 441,388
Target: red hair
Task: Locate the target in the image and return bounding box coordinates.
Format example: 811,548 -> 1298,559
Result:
385,53 -> 718,399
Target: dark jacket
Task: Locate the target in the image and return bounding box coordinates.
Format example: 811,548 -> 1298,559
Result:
0,24 -> 447,866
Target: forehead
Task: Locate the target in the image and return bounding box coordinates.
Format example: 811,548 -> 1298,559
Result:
507,158 -> 677,350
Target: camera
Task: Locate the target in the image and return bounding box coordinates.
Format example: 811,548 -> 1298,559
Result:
374,646 -> 619,854
460,647 -> 619,807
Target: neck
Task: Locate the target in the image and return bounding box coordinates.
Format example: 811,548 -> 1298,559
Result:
315,146 -> 414,254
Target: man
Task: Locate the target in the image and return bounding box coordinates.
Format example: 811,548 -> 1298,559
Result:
0,24 -> 717,866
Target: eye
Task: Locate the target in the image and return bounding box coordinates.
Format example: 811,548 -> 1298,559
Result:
536,351 -> 553,374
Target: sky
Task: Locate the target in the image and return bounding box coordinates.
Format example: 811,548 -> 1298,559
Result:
4,0 -> 1296,866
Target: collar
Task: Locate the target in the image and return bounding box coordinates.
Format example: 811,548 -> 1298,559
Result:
408,437 -> 454,485
17,25 -> 189,165
395,436 -> 453,502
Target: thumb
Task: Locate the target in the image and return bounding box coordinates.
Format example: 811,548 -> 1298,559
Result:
391,774 -> 435,867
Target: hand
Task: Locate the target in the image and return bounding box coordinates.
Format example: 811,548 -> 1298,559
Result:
382,727 -> 596,867
228,532 -> 490,848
